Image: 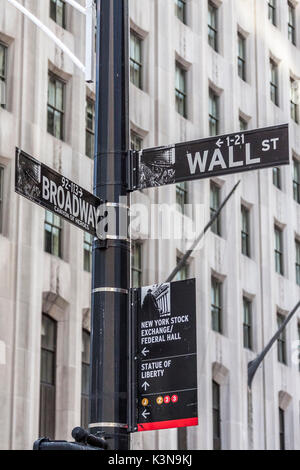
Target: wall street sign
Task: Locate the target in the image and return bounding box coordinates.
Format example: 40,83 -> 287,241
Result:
133,279 -> 198,432
134,124 -> 289,189
15,148 -> 101,236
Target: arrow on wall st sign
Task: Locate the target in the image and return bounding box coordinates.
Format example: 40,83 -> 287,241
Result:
132,124 -> 289,190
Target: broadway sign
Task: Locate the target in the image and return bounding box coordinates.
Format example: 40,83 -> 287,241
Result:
133,278 -> 198,432
15,148 -> 101,236
135,124 -> 289,189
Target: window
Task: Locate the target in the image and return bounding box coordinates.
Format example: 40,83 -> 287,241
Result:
239,116 -> 248,131
47,74 -> 65,140
295,240 -> 300,285
290,78 -> 299,123
268,0 -> 276,26
293,158 -> 300,203
279,408 -> 285,450
273,167 -> 281,189
45,210 -> 62,258
86,98 -> 95,159
241,206 -> 250,257
211,277 -> 222,333
132,242 -> 142,288
175,63 -> 187,118
0,43 -> 7,109
209,89 -> 219,136
212,381 -> 221,450
39,314 -> 57,440
81,329 -> 90,429
210,182 -> 221,235
130,32 -> 142,89
277,313 -> 287,364
50,0 -> 66,28
243,297 -> 252,350
270,59 -> 278,106
0,166 -> 3,233
175,256 -> 189,281
84,233 -> 93,272
175,0 -> 186,24
131,132 -> 143,151
208,2 -> 218,52
237,33 -> 246,81
274,226 -> 283,275
288,2 -> 296,45
176,182 -> 188,213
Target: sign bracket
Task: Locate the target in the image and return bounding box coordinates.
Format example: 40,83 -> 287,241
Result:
128,288 -> 139,433
126,150 -> 139,192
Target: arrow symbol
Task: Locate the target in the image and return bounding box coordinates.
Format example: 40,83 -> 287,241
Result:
142,381 -> 150,391
142,347 -> 149,357
142,410 -> 150,420
216,138 -> 224,148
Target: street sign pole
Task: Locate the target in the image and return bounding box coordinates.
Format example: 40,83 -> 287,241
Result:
89,0 -> 130,450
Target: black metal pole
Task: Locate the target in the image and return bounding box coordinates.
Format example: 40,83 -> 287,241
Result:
165,180 -> 241,283
248,299 -> 300,389
89,0 -> 130,450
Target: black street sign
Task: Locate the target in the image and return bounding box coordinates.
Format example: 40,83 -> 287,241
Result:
15,148 -> 101,237
134,279 -> 198,432
135,124 -> 289,189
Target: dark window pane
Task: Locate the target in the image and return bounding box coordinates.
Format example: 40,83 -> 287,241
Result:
270,59 -> 278,106
175,64 -> 187,118
290,78 -> 299,123
50,0 -> 66,28
288,2 -> 296,45
279,408 -> 285,450
209,89 -> 219,136
241,206 -> 250,257
175,0 -> 186,24
212,381 -> 221,450
293,159 -> 300,203
274,226 -> 283,275
211,278 -> 222,333
277,313 -> 287,364
176,182 -> 188,213
47,74 -> 65,140
273,167 -> 281,189
86,99 -> 95,158
0,43 -> 7,109
81,330 -> 90,429
131,132 -> 143,151
84,232 -> 93,272
243,297 -> 252,350
210,182 -> 221,235
130,33 -> 142,89
238,34 -> 246,81
40,314 -> 57,439
132,242 -> 142,287
208,2 -> 218,51
268,0 -> 276,26
44,210 -> 62,258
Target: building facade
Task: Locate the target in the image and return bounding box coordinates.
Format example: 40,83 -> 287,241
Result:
0,0 -> 299,450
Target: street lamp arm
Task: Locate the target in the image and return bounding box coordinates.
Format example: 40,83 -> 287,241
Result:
7,0 -> 86,73
248,300 -> 300,389
165,180 -> 241,283
64,0 -> 86,15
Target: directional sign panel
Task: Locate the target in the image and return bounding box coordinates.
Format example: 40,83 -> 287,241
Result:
136,124 -> 289,189
15,148 -> 101,236
135,279 -> 198,432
